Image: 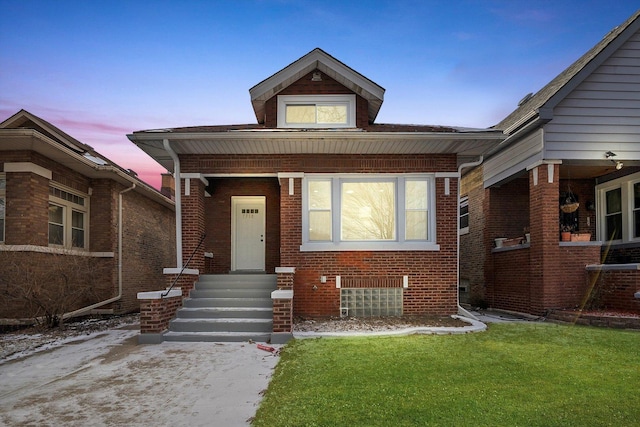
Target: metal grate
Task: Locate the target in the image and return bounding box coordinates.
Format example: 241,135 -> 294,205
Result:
340,288 -> 403,317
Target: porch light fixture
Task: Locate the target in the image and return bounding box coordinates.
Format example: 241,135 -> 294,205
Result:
605,151 -> 623,169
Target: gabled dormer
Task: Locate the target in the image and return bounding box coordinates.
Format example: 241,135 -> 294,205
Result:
249,48 -> 385,128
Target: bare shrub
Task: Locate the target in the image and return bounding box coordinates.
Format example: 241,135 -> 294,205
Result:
0,249 -> 111,328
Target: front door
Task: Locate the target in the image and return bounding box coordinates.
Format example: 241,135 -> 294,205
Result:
231,196 -> 266,271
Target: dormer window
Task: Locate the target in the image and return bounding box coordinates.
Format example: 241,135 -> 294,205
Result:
277,95 -> 356,128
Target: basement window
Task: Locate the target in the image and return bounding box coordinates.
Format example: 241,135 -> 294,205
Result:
277,95 -> 355,128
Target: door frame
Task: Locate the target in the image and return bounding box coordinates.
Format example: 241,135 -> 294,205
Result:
231,196 -> 266,272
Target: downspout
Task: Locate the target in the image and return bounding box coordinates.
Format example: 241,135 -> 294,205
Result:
63,183 -> 136,320
163,138 -> 183,268
457,156 -> 483,321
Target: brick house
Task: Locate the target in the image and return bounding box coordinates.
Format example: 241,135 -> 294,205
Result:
0,110 -> 175,323
460,11 -> 640,316
128,48 -> 504,343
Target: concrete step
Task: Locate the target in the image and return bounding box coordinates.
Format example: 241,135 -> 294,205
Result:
183,297 -> 273,308
196,274 -> 277,290
189,288 -> 274,299
175,307 -> 273,319
162,331 -> 272,343
169,318 -> 272,333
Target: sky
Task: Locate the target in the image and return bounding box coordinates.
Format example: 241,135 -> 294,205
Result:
1,1 -> 638,189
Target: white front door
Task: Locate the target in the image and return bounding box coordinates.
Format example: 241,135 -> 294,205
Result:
231,196 -> 266,271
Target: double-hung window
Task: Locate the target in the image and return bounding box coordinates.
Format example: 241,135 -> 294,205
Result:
0,174 -> 5,242
48,185 -> 88,249
596,172 -> 640,243
278,95 -> 356,128
459,196 -> 469,235
302,174 -> 438,251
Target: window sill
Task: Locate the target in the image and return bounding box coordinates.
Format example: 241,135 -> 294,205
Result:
300,242 -> 440,252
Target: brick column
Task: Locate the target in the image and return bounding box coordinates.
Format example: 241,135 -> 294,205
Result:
138,289 -> 182,344
180,176 -> 206,272
272,267 -> 295,344
529,163 -> 561,315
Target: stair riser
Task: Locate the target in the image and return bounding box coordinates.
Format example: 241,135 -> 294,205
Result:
169,320 -> 273,333
196,275 -> 277,289
163,333 -> 271,343
183,298 -> 273,308
176,309 -> 272,319
190,289 -> 273,299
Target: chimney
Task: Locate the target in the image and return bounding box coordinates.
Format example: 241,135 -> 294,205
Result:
161,173 -> 175,200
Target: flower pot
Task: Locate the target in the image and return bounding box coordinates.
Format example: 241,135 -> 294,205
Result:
494,238 -> 507,248
571,233 -> 591,242
561,231 -> 571,242
525,233 -> 530,243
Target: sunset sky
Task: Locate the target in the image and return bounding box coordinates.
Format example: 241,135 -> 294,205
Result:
1,1 -> 638,189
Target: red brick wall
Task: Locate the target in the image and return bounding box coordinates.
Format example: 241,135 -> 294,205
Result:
490,248 -> 531,312
204,178 -> 280,274
139,295 -> 182,334
460,167 -> 487,305
1,151 -> 175,318
179,153 -> 459,316
277,156 -> 459,317
587,269 -> 640,313
553,245 -> 601,308
263,70 -> 369,128
180,178 -> 206,271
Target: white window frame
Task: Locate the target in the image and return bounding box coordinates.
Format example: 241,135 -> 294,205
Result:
596,172 -> 640,244
48,184 -> 89,249
301,174 -> 439,251
0,173 -> 5,243
277,95 -> 356,128
459,195 -> 469,235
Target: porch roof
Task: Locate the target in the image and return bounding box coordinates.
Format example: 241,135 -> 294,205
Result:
127,126 -> 505,172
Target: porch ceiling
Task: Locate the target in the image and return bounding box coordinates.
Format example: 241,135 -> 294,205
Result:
128,130 -> 505,172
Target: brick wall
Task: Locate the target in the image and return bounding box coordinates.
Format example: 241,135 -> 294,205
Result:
587,269 -> 640,313
139,294 -> 183,334
1,151 -> 175,319
460,167 -> 487,305
489,248 -> 531,312
204,178 -> 280,273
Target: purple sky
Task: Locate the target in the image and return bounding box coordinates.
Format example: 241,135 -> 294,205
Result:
1,1 -> 638,189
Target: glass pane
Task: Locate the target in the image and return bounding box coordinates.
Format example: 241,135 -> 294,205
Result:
0,178 -> 5,190
309,211 -> 332,241
0,198 -> 4,219
309,181 -> 331,209
286,105 -> 316,124
460,213 -> 469,229
0,219 -> 3,242
317,105 -> 347,124
406,180 -> 428,209
72,210 -> 84,228
72,229 -> 85,248
49,223 -> 64,245
341,182 -> 395,240
635,211 -> 640,239
606,213 -> 623,240
634,183 -> 640,209
406,210 -> 427,240
48,204 -> 63,224
606,188 -> 622,214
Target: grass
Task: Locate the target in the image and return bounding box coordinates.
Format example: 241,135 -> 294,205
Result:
253,323 -> 639,426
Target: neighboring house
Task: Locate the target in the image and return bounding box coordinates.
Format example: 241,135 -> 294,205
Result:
0,110 -> 175,323
128,47 -> 504,331
460,11 -> 640,316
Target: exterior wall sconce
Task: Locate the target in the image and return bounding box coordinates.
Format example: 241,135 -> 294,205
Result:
605,151 -> 623,170
312,71 -> 322,81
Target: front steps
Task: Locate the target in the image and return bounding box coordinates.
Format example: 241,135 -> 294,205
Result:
163,274 -> 277,343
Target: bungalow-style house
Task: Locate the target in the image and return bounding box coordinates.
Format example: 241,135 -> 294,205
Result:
0,110 -> 175,324
460,11 -> 640,316
128,48 -> 504,343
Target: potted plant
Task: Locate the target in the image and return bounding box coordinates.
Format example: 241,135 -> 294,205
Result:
561,224 -> 573,242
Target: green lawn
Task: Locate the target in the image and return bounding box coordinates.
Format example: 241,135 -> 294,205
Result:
253,323 -> 639,427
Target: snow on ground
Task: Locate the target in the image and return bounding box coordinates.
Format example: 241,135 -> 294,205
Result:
0,317 -> 280,427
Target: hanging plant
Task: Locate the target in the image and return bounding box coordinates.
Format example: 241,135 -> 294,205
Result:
560,193 -> 579,213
